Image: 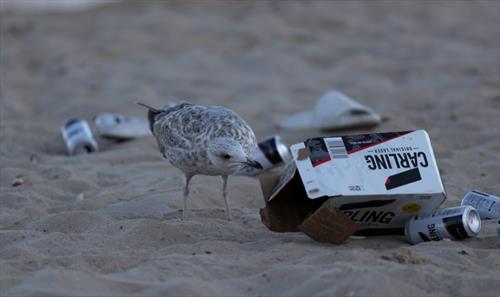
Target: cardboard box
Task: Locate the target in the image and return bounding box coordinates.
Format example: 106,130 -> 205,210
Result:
259,130 -> 446,236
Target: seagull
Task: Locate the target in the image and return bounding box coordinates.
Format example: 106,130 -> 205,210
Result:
137,102 -> 262,221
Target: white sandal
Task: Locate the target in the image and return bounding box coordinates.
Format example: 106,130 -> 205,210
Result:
279,90 -> 381,131
94,113 -> 150,140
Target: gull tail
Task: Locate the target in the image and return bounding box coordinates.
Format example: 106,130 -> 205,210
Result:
136,102 -> 162,132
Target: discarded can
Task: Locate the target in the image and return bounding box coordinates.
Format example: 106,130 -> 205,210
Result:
234,135 -> 291,176
61,119 -> 98,155
405,206 -> 481,245
461,190 -> 500,220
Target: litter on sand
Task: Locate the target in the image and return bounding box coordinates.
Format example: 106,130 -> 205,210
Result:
405,206 -> 481,245
278,90 -> 381,131
461,191 -> 500,220
61,118 -> 98,155
233,135 -> 291,176
61,112 -> 150,156
258,130 -> 499,244
94,112 -> 150,141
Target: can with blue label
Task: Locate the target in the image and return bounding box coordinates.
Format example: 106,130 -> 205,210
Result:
461,191 -> 500,220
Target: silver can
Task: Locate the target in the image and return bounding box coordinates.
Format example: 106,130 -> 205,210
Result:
461,191 -> 500,220
405,206 -> 481,245
234,135 -> 291,176
61,119 -> 98,155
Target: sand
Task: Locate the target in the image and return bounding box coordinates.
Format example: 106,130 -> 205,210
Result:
1,1 -> 499,296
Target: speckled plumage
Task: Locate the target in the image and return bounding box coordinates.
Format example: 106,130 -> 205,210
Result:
137,101 -> 259,221
150,102 -> 257,175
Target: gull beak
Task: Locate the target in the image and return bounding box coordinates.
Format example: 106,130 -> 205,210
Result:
243,158 -> 263,170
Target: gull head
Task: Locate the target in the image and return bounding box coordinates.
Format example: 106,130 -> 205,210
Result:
207,138 -> 262,174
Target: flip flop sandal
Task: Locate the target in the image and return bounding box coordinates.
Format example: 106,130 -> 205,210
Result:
94,112 -> 150,141
279,90 -> 381,131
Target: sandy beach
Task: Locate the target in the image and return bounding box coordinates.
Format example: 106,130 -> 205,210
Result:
1,1 -> 499,296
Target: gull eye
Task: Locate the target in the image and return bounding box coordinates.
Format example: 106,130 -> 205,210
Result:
222,154 -> 231,160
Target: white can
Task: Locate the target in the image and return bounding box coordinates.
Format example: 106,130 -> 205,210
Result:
461,191 -> 500,220
405,206 -> 481,245
61,119 -> 98,155
234,135 -> 291,176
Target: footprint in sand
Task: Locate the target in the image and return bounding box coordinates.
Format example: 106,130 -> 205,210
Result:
40,167 -> 72,180
54,180 -> 91,195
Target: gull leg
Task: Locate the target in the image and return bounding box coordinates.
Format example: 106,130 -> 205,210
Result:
182,174 -> 193,221
221,175 -> 232,221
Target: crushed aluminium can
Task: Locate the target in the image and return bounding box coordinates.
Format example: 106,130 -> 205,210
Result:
61,119 -> 98,155
405,206 -> 481,245
461,190 -> 500,220
234,135 -> 291,176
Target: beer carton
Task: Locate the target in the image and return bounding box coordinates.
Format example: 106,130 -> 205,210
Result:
259,130 -> 446,236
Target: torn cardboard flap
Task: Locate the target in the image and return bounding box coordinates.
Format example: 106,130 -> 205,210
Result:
299,199 -> 359,244
259,164 -> 328,232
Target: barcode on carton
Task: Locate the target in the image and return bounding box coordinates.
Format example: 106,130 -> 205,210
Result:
325,137 -> 348,159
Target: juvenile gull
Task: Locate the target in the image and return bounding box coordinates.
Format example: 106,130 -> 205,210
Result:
137,102 -> 262,221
